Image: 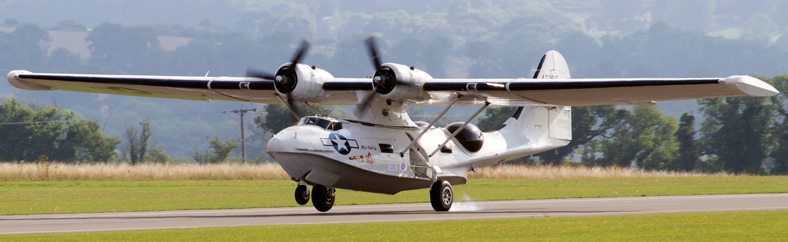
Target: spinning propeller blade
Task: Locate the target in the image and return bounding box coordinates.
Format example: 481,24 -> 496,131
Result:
357,35 -> 408,118
279,39 -> 312,115
365,35 -> 383,71
247,39 -> 313,118
289,39 -> 311,74
244,69 -> 276,80
357,35 -> 385,117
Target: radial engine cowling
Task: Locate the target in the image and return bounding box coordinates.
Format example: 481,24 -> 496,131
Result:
445,122 -> 484,153
372,63 -> 432,102
275,63 -> 334,102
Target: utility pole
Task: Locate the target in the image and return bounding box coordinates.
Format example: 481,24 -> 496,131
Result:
225,107 -> 257,163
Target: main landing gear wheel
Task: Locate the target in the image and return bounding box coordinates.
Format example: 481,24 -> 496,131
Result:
430,180 -> 453,211
295,185 -> 310,205
312,185 -> 336,212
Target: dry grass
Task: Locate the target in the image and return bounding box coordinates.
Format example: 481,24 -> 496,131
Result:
0,163 -> 730,182
468,165 -> 730,179
0,162 -> 289,181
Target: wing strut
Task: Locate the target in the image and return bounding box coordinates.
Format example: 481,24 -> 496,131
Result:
398,95 -> 461,157
428,101 -> 490,158
275,94 -> 301,120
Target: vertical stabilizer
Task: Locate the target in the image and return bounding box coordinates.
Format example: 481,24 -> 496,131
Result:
496,51 -> 572,157
533,50 -> 571,80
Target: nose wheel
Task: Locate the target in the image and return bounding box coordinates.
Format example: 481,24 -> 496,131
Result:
430,180 -> 453,211
312,185 -> 336,212
295,184 -> 310,205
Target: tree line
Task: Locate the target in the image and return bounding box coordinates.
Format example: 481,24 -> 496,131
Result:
0,99 -> 242,164
0,99 -> 118,162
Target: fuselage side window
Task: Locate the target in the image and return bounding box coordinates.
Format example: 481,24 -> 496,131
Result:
379,144 -> 394,153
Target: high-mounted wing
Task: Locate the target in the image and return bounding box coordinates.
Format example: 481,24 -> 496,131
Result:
6,48 -> 779,108
7,71 -> 778,107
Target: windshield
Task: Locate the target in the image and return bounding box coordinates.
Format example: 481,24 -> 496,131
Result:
303,117 -> 342,131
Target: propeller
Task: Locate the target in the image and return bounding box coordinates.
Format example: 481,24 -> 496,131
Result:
244,69 -> 276,80
246,39 -> 312,116
365,35 -> 383,71
357,35 -> 406,117
364,36 -> 400,95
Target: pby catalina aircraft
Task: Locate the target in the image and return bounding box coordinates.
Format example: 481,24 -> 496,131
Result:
7,36 -> 779,212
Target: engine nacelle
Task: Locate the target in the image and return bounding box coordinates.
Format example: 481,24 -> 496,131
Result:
276,63 -> 334,103
374,63 -> 432,102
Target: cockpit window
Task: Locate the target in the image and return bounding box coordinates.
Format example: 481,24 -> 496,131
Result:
303,117 -> 342,131
327,122 -> 342,131
317,118 -> 331,129
304,117 -> 318,125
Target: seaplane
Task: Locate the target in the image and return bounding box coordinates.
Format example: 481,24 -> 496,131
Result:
7,36 -> 779,212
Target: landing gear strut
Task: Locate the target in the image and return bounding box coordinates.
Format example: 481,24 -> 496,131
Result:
430,180 -> 453,211
295,184 -> 310,205
312,185 -> 336,212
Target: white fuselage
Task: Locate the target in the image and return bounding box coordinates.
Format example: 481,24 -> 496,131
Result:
267,105 -> 571,195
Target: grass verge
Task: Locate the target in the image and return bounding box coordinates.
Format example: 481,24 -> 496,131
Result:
0,163 -> 726,181
3,210 -> 787,241
2,176 -> 786,215
0,163 -> 288,181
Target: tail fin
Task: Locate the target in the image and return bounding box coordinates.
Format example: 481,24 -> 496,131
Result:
496,51 -> 572,155
533,50 -> 571,80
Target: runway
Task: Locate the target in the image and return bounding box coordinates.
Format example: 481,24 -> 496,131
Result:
1,193 -> 787,234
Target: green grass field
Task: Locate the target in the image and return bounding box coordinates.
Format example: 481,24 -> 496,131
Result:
3,210 -> 786,241
2,176 -> 786,215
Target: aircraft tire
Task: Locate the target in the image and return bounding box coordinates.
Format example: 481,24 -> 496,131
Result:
430,180 -> 453,211
295,185 -> 310,205
312,185 -> 335,212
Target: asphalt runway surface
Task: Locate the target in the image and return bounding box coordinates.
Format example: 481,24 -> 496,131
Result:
1,193 -> 787,234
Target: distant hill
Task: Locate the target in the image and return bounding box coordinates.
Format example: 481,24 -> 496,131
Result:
0,26 -> 191,59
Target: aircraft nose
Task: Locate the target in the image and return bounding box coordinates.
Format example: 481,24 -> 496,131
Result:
267,134 -> 284,152
267,128 -> 324,154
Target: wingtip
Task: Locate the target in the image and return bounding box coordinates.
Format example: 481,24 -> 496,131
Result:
7,70 -> 54,91
7,70 -> 30,82
725,75 -> 780,97
7,70 -> 29,77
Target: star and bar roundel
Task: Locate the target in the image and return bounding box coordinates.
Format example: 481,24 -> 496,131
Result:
321,133 -> 359,155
